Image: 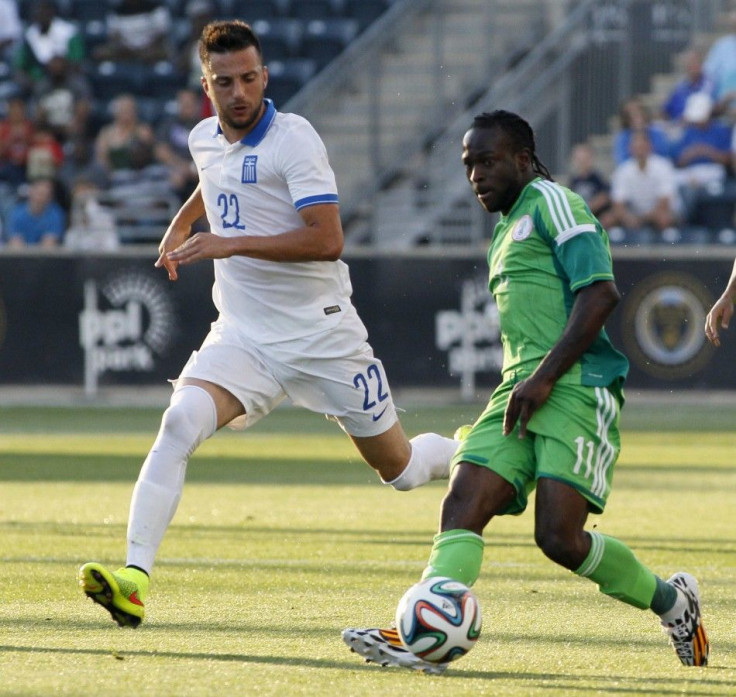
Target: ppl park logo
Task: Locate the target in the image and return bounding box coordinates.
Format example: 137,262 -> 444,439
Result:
435,275 -> 503,399
78,271 -> 176,393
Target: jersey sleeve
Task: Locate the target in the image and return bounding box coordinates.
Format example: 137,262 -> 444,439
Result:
532,180 -> 614,292
276,118 -> 338,210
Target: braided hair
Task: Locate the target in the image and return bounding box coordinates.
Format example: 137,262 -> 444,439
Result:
472,110 -> 553,181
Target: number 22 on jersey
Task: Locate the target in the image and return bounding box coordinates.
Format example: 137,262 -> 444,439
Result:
217,192 -> 246,230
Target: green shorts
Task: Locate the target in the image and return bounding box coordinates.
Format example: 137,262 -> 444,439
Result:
452,380 -> 623,515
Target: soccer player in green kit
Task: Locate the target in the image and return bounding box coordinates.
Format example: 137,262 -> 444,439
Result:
343,110 -> 709,673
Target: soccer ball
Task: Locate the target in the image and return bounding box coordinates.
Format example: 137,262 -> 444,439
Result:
395,576 -> 482,663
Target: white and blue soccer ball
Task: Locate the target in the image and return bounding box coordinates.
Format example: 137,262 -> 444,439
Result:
395,576 -> 482,663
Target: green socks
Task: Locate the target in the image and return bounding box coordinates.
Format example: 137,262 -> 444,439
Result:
420,528 -> 678,616
574,531 -> 674,612
421,529 -> 484,587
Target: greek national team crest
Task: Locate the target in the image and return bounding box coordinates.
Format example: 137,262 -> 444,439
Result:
511,215 -> 533,241
242,155 -> 258,183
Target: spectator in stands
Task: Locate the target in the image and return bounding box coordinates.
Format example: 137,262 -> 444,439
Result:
33,55 -> 93,145
155,88 -> 201,201
568,142 -> 614,228
63,175 -> 119,251
613,96 -> 671,166
177,0 -> 216,91
0,0 -> 22,63
0,95 -> 34,185
12,0 -> 84,95
26,123 -> 64,182
609,130 -> 681,233
94,93 -> 156,179
703,10 -> 736,105
58,135 -> 110,198
670,92 -> 734,223
5,177 -> 65,247
662,48 -> 716,124
94,0 -> 173,65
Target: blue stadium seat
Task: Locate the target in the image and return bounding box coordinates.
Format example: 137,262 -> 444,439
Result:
252,18 -> 303,61
286,0 -> 341,21
238,0 -> 287,21
214,0 -> 284,20
0,63 -> 19,102
69,0 -> 114,21
140,62 -> 187,100
691,181 -> 736,230
343,0 -> 390,31
301,18 -> 358,70
17,0 -> 36,21
136,96 -> 177,125
80,19 -> 108,55
88,61 -> 146,102
266,58 -> 317,106
161,0 -> 185,15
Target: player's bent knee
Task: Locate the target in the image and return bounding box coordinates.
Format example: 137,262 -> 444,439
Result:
534,527 -> 586,570
160,385 -> 218,455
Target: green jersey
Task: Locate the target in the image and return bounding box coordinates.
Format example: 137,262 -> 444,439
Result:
488,177 -> 629,387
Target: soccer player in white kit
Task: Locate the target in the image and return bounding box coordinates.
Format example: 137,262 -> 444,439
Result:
79,20 -> 459,628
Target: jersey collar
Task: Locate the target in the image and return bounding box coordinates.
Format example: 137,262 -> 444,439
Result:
213,99 -> 277,146
503,176 -> 542,220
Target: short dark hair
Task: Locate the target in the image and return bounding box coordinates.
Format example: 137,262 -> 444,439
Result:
472,110 -> 552,181
198,20 -> 262,69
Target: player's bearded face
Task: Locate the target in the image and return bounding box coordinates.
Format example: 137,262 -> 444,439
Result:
462,128 -> 527,215
204,47 -> 268,138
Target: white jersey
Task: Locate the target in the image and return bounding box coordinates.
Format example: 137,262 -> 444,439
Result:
188,99 -> 358,344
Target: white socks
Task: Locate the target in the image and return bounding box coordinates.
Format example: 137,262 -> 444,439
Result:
126,385 -> 217,573
659,587 -> 689,624
386,432 -> 459,491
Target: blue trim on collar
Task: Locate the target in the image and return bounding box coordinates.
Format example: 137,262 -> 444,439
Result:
212,99 -> 277,145
242,99 -> 276,146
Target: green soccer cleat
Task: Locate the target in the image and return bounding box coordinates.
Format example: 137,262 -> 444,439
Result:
79,562 -> 149,628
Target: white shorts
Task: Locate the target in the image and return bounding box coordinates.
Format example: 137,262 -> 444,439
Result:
175,314 -> 399,437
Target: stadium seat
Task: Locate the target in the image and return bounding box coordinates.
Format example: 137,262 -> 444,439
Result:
140,62 -> 187,100
17,0 -> 35,21
136,96 -> 177,125
691,182 -> 736,230
80,19 -> 108,55
266,58 -> 317,106
0,62 -> 19,102
99,175 -> 181,243
301,18 -> 358,70
252,18 -> 303,61
161,0 -> 185,15
286,0 -> 341,21
88,61 -> 146,102
213,0 -> 283,20
343,0 -> 391,31
237,0 -> 287,22
69,0 -> 113,21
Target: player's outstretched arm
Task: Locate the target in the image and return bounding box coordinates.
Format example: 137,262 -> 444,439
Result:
167,202 -> 344,266
504,280 -> 620,438
705,258 -> 736,346
155,184 -> 206,281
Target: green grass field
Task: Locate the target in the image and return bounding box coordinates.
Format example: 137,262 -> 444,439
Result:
0,401 -> 734,696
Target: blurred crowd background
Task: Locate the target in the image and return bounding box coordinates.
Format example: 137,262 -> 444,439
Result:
0,0 -> 386,249
2,0 -> 736,250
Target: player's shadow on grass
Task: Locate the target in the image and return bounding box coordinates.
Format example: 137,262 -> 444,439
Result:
0,643 -> 732,691
0,453 -> 378,485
